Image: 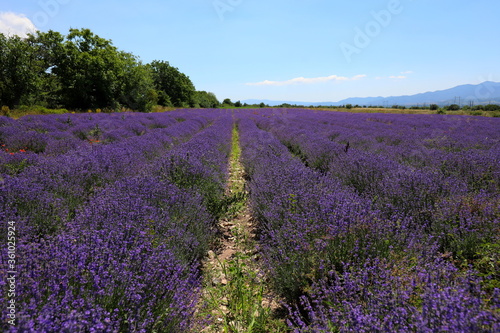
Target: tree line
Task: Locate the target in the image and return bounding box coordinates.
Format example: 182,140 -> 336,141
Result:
0,28 -> 220,112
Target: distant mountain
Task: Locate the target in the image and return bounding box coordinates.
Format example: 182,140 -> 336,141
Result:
242,81 -> 500,107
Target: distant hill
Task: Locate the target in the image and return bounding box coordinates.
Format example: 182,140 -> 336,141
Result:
243,81 -> 500,107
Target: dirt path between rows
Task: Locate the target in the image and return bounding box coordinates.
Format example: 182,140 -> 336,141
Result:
193,124 -> 285,333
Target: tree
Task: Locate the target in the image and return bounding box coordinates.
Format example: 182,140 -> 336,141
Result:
484,104 -> 500,111
223,98 -> 234,107
446,104 -> 460,111
234,100 -> 242,107
0,33 -> 42,107
429,104 -> 439,111
195,91 -> 219,108
148,60 -> 196,107
48,28 -> 131,110
118,54 -> 158,112
345,104 -> 353,109
0,29 -> 198,112
26,30 -> 66,107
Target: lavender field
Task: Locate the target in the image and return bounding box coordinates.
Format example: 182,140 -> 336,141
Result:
1,109 -> 499,332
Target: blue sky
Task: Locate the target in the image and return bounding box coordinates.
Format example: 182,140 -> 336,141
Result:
1,0 -> 499,102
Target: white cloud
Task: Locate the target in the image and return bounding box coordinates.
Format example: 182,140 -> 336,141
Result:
246,74 -> 366,86
0,12 -> 37,38
376,71 -> 413,80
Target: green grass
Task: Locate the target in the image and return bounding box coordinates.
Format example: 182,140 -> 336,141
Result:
201,234 -> 288,333
0,104 -> 181,119
2,105 -> 69,119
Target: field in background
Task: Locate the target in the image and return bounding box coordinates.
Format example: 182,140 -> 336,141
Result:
312,107 -> 500,117
3,104 -> 500,119
1,105 -> 180,119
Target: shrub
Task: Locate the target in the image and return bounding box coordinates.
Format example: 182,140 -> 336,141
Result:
446,104 -> 461,111
1,105 -> 11,117
484,104 -> 500,111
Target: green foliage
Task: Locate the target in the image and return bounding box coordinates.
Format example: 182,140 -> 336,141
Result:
0,34 -> 42,107
156,90 -> 173,107
48,29 -> 123,109
1,106 -> 11,117
202,250 -> 288,333
429,104 -> 439,110
3,159 -> 30,176
16,105 -> 68,115
223,98 -> 234,107
118,56 -> 157,112
24,31 -> 65,107
473,242 -> 500,293
0,30 -> 196,111
220,253 -> 282,333
345,104 -> 353,109
484,104 -> 500,111
159,155 -> 236,220
432,196 -> 499,262
149,60 -> 196,107
195,91 -> 220,108
446,104 -> 460,111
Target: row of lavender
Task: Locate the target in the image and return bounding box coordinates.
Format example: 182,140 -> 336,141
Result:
237,109 -> 499,331
257,110 -> 499,194
256,110 -> 499,255
1,110 -> 233,331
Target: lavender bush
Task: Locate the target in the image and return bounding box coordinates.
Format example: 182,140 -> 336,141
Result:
1,110 -> 232,331
238,109 -> 499,331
